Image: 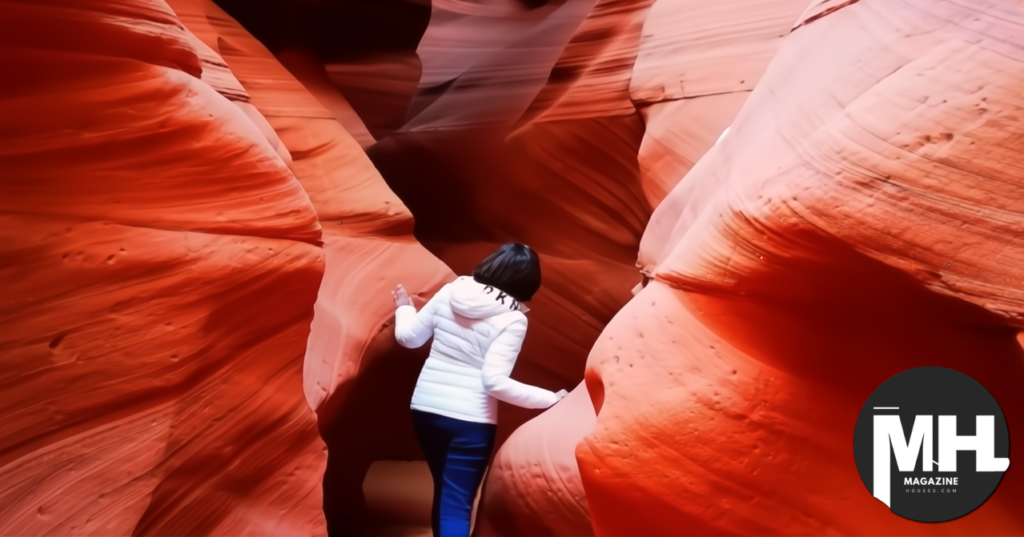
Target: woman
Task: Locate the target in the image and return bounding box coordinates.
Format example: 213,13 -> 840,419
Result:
391,242 -> 567,537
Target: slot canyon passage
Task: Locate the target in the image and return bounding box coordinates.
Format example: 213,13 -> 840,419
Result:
1,0 -> 1023,535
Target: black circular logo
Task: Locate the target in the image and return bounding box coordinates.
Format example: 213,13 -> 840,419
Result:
853,367 -> 1010,522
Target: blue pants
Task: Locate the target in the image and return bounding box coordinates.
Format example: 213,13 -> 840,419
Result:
411,409 -> 496,537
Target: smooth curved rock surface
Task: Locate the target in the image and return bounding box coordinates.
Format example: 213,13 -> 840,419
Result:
630,0 -> 812,207
473,381 -> 595,537
275,50 -> 376,149
638,0 -> 1024,322
169,0 -> 414,236
212,0 -> 433,140
582,0 -> 1024,534
519,0 -> 653,124
404,0 -> 594,130
166,2 -> 456,534
0,1 -> 327,534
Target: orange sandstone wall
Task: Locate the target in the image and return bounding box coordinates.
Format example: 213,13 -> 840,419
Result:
581,0 -> 1024,534
476,381 -> 596,536
630,0 -> 812,207
0,0 -> 327,534
164,1 -> 456,534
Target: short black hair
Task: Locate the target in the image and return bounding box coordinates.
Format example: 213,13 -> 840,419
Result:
472,242 -> 541,302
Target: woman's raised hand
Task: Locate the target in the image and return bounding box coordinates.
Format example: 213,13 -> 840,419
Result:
392,284 -> 413,308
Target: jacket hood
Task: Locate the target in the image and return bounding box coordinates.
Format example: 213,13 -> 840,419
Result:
448,276 -> 528,319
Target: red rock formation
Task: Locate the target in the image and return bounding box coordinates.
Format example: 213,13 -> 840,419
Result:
0,0 -> 326,534
473,381 -> 595,536
210,0 -> 434,141
324,53 -> 423,141
165,2 -> 457,534
630,0 -> 812,207
580,0 -> 1024,533
169,0 -> 414,237
405,0 -> 595,130
275,50 -> 376,149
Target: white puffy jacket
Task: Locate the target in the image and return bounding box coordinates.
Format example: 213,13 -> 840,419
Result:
395,276 -> 559,424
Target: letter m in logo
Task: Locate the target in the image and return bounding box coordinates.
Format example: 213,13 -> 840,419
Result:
873,415 -> 933,507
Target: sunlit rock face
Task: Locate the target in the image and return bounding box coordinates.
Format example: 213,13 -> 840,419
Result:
630,0 -> 813,207
580,0 -> 1024,534
0,1 -> 327,534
